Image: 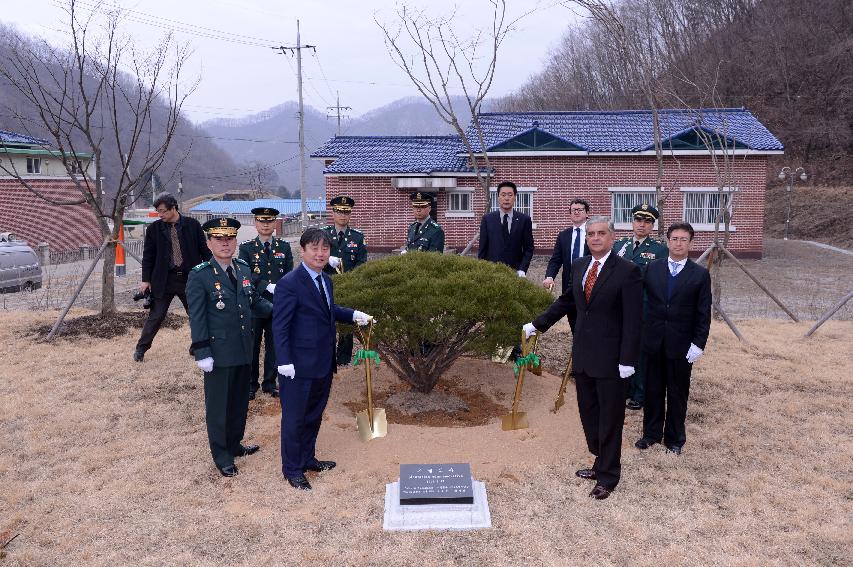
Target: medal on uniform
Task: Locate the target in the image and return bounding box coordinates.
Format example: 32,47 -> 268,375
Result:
214,281 -> 225,310
254,267 -> 260,273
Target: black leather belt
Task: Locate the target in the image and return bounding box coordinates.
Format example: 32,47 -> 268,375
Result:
169,269 -> 186,276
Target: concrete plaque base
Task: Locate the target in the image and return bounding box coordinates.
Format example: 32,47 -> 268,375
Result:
382,480 -> 491,531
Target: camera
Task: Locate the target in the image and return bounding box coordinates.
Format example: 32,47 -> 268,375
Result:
133,289 -> 153,309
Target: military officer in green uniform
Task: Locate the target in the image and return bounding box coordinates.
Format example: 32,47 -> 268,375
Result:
322,196 -> 367,365
613,203 -> 668,411
238,207 -> 294,399
403,192 -> 444,253
187,217 -> 273,477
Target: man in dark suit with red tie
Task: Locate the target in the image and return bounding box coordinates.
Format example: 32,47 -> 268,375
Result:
272,228 -> 372,490
543,198 -> 591,293
635,222 -> 711,455
477,181 -> 535,278
523,216 -> 643,500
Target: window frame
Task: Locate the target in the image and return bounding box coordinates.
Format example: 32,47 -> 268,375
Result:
681,187 -> 738,231
26,157 -> 41,174
608,187 -> 657,230
488,186 -> 537,220
445,189 -> 475,218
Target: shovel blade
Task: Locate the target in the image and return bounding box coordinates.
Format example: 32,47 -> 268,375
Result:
501,411 -> 529,431
356,408 -> 388,442
552,395 -> 565,413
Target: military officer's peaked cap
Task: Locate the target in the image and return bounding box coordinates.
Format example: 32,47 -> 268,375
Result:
330,196 -> 355,212
632,203 -> 660,221
410,192 -> 434,206
251,207 -> 279,221
203,217 -> 241,237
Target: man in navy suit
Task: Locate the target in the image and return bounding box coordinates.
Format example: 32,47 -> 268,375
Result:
523,216 -> 642,500
272,228 -> 372,490
543,198 -> 591,293
635,222 -> 711,455
477,181 -> 534,278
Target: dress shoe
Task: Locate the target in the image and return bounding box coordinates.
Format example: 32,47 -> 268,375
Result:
665,444 -> 683,455
305,460 -> 336,472
133,349 -> 145,362
625,399 -> 643,410
589,484 -> 611,500
286,475 -> 312,490
218,464 -> 239,477
236,444 -> 260,457
575,468 -> 597,480
262,387 -> 279,398
635,437 -> 659,450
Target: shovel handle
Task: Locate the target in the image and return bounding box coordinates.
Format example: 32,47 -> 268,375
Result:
554,354 -> 573,411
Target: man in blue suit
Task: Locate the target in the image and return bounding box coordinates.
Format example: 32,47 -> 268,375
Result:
272,228 -> 372,490
477,181 -> 534,277
543,198 -> 591,293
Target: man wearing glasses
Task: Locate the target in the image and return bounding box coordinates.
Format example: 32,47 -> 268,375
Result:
187,217 -> 272,477
403,192 -> 444,253
543,198 -> 591,293
613,203 -> 668,411
238,207 -> 294,399
134,192 -> 211,362
635,223 -> 711,455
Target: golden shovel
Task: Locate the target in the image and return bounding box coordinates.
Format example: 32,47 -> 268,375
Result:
354,319 -> 387,442
552,353 -> 573,413
502,330 -> 540,431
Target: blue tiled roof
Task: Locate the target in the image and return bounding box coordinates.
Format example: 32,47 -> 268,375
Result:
311,136 -> 473,174
467,109 -> 784,152
0,130 -> 49,147
189,198 -> 326,215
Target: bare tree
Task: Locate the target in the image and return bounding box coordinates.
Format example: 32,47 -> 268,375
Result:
0,0 -> 194,315
377,0 -> 536,254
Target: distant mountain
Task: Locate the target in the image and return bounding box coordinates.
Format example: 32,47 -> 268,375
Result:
202,97 -> 475,198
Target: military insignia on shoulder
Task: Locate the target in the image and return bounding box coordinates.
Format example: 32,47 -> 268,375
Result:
234,258 -> 249,266
240,238 -> 253,245
350,227 -> 363,235
192,261 -> 210,271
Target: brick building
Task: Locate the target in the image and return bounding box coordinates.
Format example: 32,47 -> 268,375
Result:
312,109 -> 783,257
0,130 -> 100,251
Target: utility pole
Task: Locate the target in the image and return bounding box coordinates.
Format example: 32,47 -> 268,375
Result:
273,20 -> 315,228
326,91 -> 351,136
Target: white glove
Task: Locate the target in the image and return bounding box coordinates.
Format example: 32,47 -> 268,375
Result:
517,270 -> 526,278
542,277 -> 554,289
329,256 -> 341,268
686,343 -> 704,364
400,248 -> 408,255
522,322 -> 538,338
618,365 -> 635,379
197,357 -> 214,372
278,364 -> 295,379
266,283 -> 276,294
353,310 -> 373,326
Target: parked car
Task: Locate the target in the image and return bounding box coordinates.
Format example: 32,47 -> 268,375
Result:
0,242 -> 43,293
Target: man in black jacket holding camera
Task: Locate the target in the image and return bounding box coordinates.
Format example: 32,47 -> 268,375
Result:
133,192 -> 211,362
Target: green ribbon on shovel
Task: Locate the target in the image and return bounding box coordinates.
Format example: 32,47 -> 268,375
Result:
353,349 -> 381,366
514,353 -> 541,375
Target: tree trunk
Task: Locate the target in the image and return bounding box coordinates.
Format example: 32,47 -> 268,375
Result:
100,241 -> 116,315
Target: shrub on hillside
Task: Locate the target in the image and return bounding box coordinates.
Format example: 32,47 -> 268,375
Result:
335,252 -> 553,393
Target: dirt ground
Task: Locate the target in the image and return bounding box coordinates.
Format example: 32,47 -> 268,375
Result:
764,185 -> 853,249
1,311 -> 851,566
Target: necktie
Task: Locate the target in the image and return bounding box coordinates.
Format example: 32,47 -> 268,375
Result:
584,260 -> 600,303
414,222 -> 421,235
264,240 -> 271,255
315,274 -> 330,312
338,230 -> 345,248
670,261 -> 682,277
226,266 -> 238,291
502,213 -> 509,240
633,240 -> 640,251
571,227 -> 581,262
170,223 -> 183,268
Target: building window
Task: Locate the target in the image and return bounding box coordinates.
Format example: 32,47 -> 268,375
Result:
489,187 -> 535,218
682,188 -> 736,230
609,188 -> 656,229
446,190 -> 474,218
26,158 -> 41,174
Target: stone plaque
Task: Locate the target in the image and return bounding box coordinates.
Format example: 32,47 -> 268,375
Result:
399,463 -> 474,505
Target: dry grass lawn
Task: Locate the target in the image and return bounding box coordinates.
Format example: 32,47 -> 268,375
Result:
1,312 -> 851,566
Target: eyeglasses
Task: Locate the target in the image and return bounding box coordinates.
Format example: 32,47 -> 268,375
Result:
668,237 -> 691,243
155,208 -> 171,214
570,208 -> 587,213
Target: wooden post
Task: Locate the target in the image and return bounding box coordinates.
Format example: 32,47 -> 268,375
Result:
719,245 -> 800,322
805,290 -> 853,337
713,301 -> 748,344
45,240 -> 109,341
695,242 -> 716,265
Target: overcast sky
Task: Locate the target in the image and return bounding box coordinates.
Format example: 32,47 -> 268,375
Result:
3,0 -> 577,124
